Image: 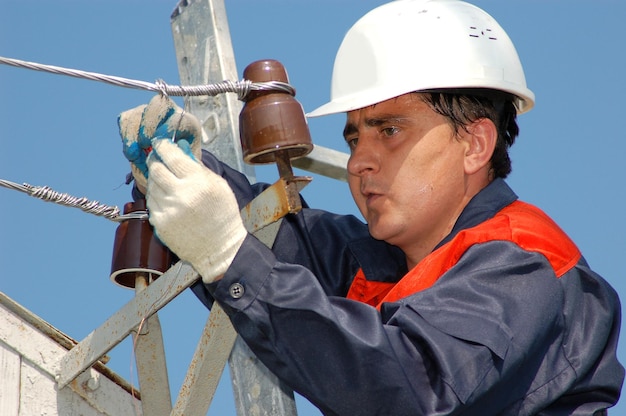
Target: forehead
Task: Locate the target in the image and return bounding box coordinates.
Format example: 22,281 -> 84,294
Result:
346,93 -> 434,120
351,93 -> 424,113
343,93 -> 437,135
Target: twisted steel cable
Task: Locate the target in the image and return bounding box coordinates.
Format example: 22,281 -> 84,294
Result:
0,179 -> 147,222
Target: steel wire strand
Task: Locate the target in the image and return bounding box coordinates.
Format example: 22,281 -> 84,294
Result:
0,179 -> 147,222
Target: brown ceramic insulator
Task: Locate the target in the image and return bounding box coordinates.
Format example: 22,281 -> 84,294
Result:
110,199 -> 172,289
239,59 -> 313,165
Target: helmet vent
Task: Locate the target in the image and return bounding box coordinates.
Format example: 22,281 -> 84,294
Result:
468,26 -> 497,41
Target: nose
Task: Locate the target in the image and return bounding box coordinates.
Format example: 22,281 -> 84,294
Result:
347,135 -> 379,177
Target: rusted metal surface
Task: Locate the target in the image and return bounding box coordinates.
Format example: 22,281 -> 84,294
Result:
56,0 -> 327,411
241,176 -> 311,232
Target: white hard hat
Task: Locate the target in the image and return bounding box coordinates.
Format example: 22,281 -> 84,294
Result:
307,0 -> 535,117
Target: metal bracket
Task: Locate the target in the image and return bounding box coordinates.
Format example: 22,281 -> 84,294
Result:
56,176 -> 310,415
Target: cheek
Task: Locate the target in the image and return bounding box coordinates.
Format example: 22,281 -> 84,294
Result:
391,144 -> 464,213
409,139 -> 465,184
388,180 -> 433,228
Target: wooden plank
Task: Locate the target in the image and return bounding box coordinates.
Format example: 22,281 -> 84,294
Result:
0,301 -> 65,377
18,363 -> 59,416
0,298 -> 141,415
0,344 -> 20,416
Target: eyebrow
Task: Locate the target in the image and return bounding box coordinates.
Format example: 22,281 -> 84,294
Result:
343,123 -> 357,139
343,114 -> 408,139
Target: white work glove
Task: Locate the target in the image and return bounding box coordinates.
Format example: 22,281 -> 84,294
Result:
146,139 -> 247,283
118,95 -> 205,194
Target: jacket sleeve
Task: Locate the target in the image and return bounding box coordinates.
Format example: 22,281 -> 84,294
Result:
207,237 -> 622,416
191,149 -> 405,306
188,150 -> 269,308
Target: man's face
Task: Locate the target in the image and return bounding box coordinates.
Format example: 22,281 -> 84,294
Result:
344,93 -> 472,264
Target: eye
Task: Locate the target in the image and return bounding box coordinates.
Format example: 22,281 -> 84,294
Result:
381,126 -> 399,137
345,137 -> 358,151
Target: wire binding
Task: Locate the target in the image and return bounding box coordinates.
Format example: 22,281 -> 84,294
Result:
0,56 -> 295,99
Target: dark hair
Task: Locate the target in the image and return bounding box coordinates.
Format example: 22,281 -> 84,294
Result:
419,89 -> 519,178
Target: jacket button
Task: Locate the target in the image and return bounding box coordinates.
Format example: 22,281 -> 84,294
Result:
229,283 -> 245,299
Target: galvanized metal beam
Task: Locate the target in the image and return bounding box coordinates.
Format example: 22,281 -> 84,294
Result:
170,303 -> 236,416
133,276 -> 173,416
170,176 -> 309,415
170,0 -> 253,179
293,145 -> 349,182
56,261 -> 197,389
56,177 -> 306,392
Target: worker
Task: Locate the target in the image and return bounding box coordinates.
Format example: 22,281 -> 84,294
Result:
117,0 -> 624,414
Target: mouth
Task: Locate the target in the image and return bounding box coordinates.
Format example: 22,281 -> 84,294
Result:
362,188 -> 383,207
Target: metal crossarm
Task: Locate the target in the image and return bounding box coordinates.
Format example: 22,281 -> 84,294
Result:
56,261 -> 197,389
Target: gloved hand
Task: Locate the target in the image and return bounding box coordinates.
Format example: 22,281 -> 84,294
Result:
117,95 -> 205,194
146,139 -> 247,283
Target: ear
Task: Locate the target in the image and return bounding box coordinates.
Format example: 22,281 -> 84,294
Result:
462,118 -> 497,176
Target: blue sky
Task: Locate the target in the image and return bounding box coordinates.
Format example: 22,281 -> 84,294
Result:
1,1 -> 625,415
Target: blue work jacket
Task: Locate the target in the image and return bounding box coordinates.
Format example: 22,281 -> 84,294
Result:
189,151 -> 624,416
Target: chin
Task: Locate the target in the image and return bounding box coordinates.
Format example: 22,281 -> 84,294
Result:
367,222 -> 389,242
368,218 -> 406,246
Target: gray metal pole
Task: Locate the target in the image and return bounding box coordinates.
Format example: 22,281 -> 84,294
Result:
170,0 -> 254,180
170,1 -> 298,415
